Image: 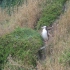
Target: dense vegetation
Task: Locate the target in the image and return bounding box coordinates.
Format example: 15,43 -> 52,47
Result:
0,27 -> 43,70
0,0 -> 24,8
36,0 -> 67,29
0,0 -> 24,15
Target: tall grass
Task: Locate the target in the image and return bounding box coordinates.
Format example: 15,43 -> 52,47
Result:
0,0 -> 45,36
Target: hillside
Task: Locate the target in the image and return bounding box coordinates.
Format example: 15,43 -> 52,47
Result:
0,0 -> 70,70
37,0 -> 70,70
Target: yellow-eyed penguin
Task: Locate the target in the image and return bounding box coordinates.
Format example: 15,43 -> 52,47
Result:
41,26 -> 49,41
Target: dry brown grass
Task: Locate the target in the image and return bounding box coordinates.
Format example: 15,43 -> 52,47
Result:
37,1 -> 70,70
14,0 -> 41,28
0,0 -> 46,36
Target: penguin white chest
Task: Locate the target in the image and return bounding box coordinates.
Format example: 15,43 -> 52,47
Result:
42,29 -> 48,41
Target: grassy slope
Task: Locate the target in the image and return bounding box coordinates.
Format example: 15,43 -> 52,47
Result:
37,0 -> 70,70
36,0 -> 67,29
0,0 -> 69,70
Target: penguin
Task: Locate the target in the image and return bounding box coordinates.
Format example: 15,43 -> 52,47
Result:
41,26 -> 49,41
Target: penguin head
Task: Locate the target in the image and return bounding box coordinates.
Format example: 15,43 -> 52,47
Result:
41,26 -> 47,29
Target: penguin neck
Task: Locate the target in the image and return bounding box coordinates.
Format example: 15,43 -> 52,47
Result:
43,28 -> 47,31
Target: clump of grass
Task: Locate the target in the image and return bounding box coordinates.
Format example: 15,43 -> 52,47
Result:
0,27 -> 43,69
36,0 -> 67,29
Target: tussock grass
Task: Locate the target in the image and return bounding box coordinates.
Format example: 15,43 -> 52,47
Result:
0,27 -> 43,70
